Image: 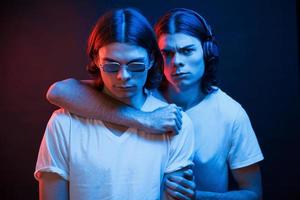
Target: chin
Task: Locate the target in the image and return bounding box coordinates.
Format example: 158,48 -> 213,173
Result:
113,91 -> 135,99
172,79 -> 188,87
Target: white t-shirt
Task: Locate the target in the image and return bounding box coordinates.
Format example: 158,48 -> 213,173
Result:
34,94 -> 194,200
153,88 -> 263,192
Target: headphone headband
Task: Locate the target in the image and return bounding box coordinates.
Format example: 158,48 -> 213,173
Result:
169,8 -> 213,40
168,8 -> 219,63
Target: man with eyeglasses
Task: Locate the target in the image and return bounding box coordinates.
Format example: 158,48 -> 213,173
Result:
34,8 -> 195,200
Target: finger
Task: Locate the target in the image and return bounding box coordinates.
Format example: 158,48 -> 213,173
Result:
166,124 -> 179,135
183,169 -> 194,180
167,104 -> 181,135
175,107 -> 183,124
166,188 -> 191,200
174,107 -> 182,133
168,175 -> 196,190
169,103 -> 178,110
177,106 -> 183,112
175,116 -> 182,132
175,111 -> 182,128
164,121 -> 179,135
171,122 -> 180,135
165,179 -> 193,196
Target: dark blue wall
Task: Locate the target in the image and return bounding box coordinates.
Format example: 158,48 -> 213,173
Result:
0,0 -> 299,199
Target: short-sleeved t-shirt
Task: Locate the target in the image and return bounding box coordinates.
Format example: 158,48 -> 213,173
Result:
35,94 -> 194,200
153,88 -> 263,192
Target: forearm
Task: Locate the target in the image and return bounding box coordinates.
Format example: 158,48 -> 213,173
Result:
46,78 -> 146,129
195,189 -> 261,200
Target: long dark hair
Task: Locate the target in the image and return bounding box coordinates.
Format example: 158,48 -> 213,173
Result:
154,8 -> 219,94
87,8 -> 163,89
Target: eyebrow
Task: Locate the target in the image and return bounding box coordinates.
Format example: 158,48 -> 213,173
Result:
161,44 -> 195,52
101,57 -> 146,63
178,44 -> 195,49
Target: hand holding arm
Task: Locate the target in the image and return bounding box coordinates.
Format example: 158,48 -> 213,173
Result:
46,78 -> 182,134
142,103 -> 183,135
164,168 -> 196,200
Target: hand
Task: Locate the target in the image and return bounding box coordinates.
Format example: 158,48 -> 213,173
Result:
165,169 -> 196,200
141,104 -> 183,135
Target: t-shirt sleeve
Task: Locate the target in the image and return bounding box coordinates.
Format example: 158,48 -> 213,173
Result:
165,113 -> 195,173
228,106 -> 264,169
34,109 -> 71,181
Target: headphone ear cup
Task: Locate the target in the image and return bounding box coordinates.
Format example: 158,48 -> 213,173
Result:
203,40 -> 219,63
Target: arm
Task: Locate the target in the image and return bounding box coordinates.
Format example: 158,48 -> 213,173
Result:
39,172 -> 69,200
162,113 -> 195,200
47,78 -> 182,134
165,164 -> 262,200
35,110 -> 70,200
195,164 -> 262,200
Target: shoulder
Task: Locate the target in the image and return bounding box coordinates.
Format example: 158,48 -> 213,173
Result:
171,111 -> 194,146
141,92 -> 168,112
214,90 -> 257,140
146,90 -> 194,132
214,88 -> 241,109
210,88 -> 246,121
48,109 -> 72,125
50,108 -> 93,124
51,108 -> 71,118
48,108 -> 74,126
181,112 -> 194,132
45,109 -> 73,139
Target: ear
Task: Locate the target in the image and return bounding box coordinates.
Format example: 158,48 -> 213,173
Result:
148,55 -> 155,70
94,53 -> 101,68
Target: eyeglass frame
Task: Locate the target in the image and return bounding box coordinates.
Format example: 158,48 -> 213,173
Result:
98,61 -> 150,73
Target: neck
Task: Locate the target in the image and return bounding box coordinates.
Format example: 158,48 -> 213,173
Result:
102,87 -> 147,136
163,84 -> 206,111
103,87 -> 147,109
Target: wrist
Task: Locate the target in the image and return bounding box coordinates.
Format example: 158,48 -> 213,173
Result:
134,111 -> 152,131
118,106 -> 148,130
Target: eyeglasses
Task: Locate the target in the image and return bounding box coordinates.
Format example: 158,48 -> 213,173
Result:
99,62 -> 147,73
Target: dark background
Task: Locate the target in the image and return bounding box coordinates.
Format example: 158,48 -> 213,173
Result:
1,0 -> 299,199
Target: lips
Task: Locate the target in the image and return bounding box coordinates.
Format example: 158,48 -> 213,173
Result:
172,72 -> 189,78
115,85 -> 136,90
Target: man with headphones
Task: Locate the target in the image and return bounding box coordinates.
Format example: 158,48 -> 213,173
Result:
46,8 -> 264,200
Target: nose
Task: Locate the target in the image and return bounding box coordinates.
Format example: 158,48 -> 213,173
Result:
116,66 -> 131,81
173,52 -> 184,68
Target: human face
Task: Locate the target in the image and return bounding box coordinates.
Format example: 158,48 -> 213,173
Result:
158,33 -> 205,91
97,43 -> 150,104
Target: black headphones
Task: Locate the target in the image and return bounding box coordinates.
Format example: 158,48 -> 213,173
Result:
169,8 -> 219,63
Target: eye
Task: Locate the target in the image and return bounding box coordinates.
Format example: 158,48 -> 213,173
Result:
181,48 -> 194,55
